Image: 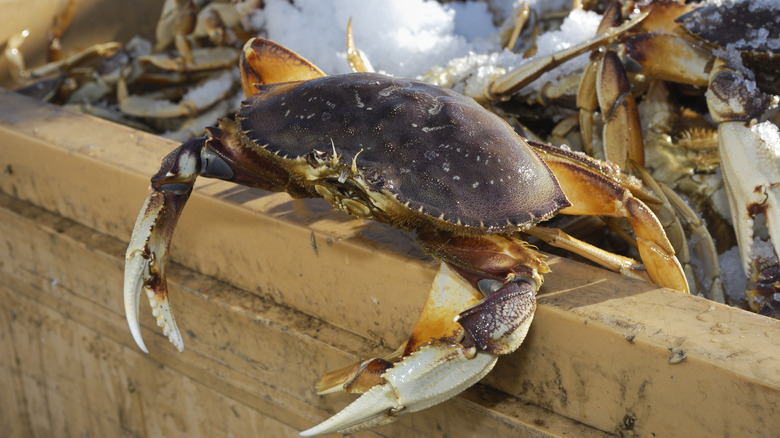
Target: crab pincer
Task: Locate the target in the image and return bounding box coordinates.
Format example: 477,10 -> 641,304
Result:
705,58 -> 779,315
300,264 -> 502,435
124,137 -> 204,353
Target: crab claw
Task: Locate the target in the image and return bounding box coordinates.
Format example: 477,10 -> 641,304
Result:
303,260 -> 539,435
707,60 -> 780,313
124,137 -> 204,353
124,190 -> 185,352
300,341 -> 498,436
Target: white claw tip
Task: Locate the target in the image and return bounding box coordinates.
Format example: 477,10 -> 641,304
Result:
153,298 -> 184,352
132,329 -> 150,354
125,250 -> 151,354
298,384 -> 396,436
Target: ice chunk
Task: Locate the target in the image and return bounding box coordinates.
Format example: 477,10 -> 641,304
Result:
251,0 -> 500,77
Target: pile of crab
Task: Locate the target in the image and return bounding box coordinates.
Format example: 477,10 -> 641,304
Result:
4,0 -> 263,141
7,0 -> 778,316
411,0 -> 780,318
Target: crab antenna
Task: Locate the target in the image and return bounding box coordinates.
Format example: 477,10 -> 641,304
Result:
351,148 -> 364,175
329,138 -> 342,165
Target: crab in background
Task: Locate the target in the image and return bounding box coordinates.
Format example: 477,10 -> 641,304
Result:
124,36 -> 688,434
405,0 -> 780,315
4,0 -> 262,140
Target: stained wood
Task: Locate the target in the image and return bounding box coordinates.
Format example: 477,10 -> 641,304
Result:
0,192 -> 605,437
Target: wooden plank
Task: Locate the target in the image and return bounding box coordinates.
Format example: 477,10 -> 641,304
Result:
0,192 -> 607,437
0,278 -> 301,437
0,298 -> 34,437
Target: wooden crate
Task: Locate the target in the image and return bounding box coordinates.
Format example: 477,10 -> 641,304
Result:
1,2 -> 779,437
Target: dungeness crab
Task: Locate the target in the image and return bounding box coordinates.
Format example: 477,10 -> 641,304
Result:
124,37 -> 688,434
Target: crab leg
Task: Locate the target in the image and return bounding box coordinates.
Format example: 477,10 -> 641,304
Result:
525,226 -> 649,282
577,58 -> 599,157
541,1 -> 643,154
125,112 -> 315,352
417,232 -> 547,354
659,183 -> 725,302
487,9 -> 649,99
597,49 -> 643,168
126,38 -> 328,352
529,142 -> 689,293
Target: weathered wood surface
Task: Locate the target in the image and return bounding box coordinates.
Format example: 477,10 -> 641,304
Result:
0,192 -> 603,437
1,88 -> 779,438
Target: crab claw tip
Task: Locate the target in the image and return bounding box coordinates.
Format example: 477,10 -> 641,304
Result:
299,384 -> 397,436
151,297 -> 184,352
124,248 -> 151,354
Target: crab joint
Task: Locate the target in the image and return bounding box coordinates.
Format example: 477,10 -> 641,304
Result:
151,137 -> 204,189
200,147 -> 235,180
456,278 -> 537,354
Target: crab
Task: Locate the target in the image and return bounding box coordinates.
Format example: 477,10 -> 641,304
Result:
676,0 -> 780,315
572,0 -> 780,314
124,37 -> 689,434
609,0 -> 780,313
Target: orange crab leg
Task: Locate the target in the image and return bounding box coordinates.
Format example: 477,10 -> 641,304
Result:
525,225 -> 650,282
239,37 -> 325,97
577,58 -> 599,157
597,49 -> 644,168
577,1 -> 622,158
530,142 -> 689,293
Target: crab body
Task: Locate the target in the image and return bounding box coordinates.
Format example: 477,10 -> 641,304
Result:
125,37 -> 688,435
233,72 -> 568,234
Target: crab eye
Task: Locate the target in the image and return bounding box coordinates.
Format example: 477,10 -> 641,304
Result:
306,149 -> 330,167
